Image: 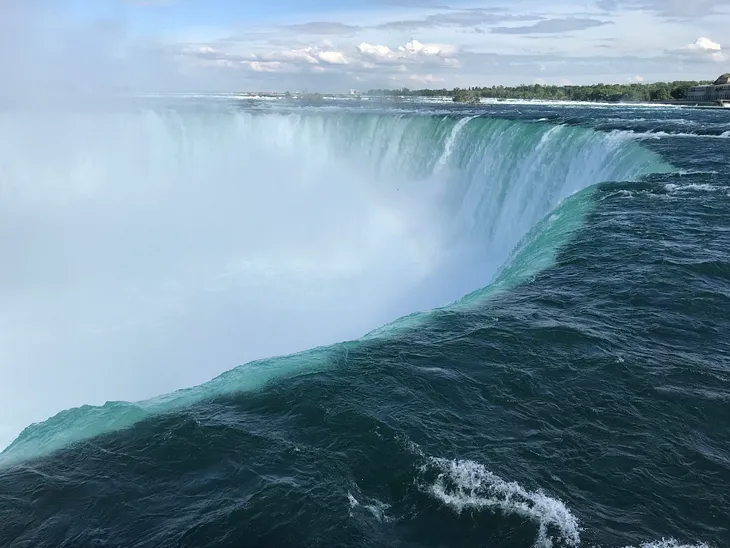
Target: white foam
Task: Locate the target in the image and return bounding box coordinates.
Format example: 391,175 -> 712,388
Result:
400,438 -> 715,548
346,490 -> 392,523
621,540 -> 711,548
363,499 -> 392,523
347,491 -> 359,509
615,130 -> 730,140
419,457 -> 581,548
677,170 -> 719,176
436,115 -> 476,166
664,183 -> 721,193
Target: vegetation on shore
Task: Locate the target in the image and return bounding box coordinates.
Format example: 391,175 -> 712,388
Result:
452,89 -> 481,104
366,80 -> 712,103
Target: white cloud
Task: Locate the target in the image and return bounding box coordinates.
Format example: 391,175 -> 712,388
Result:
280,49 -> 319,64
245,61 -> 286,72
178,37 -> 461,80
357,43 -> 394,58
688,37 -> 721,52
404,73 -> 446,84
356,39 -> 458,66
686,37 -> 726,61
249,44 -> 350,72
318,50 -> 347,64
399,39 -> 453,56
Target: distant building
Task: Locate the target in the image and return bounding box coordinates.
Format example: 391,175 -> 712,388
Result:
349,89 -> 361,96
686,73 -> 730,101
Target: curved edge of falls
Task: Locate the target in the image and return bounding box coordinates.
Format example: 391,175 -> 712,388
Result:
0,112 -> 674,467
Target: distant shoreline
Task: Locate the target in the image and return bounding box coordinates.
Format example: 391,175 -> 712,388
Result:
231,80 -> 721,106
365,80 -> 712,104
128,90 -> 730,108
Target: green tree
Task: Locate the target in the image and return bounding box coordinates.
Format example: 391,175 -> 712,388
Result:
453,89 -> 480,104
365,79 -> 712,103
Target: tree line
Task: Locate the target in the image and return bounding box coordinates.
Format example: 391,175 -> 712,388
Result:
365,81 -> 712,103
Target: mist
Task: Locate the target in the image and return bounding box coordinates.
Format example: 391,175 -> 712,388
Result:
0,4 -> 366,448
0,91 -> 470,448
0,3 -> 664,453
0,3 -> 462,449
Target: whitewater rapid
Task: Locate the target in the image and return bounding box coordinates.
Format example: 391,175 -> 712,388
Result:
0,105 -> 671,459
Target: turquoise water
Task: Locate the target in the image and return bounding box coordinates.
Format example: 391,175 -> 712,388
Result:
0,100 -> 727,548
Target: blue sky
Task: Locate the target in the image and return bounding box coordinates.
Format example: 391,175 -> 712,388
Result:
3,0 -> 730,92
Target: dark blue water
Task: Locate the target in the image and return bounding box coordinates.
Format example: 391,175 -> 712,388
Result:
0,101 -> 728,548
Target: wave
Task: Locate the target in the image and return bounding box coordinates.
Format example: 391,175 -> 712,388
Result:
400,436 -> 580,547
418,456 -> 580,547
624,542 -> 712,548
0,107 -> 672,464
611,129 -> 730,140
665,183 -> 723,193
417,455 -> 714,548
402,439 -> 708,548
417,456 -> 713,548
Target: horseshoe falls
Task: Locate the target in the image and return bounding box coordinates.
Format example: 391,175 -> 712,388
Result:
0,100 -> 728,548
0,106 -> 664,454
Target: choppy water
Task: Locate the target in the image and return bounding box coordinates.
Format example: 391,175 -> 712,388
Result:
0,100 -> 728,548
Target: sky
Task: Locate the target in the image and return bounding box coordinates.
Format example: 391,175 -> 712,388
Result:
2,0 -> 730,94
